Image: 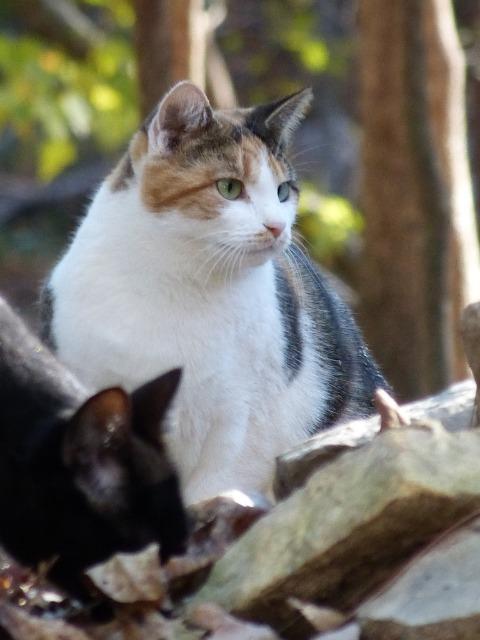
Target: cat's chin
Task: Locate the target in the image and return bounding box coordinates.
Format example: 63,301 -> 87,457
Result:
244,244 -> 285,267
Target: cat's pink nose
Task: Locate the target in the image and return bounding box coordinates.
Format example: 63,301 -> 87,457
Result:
264,222 -> 286,239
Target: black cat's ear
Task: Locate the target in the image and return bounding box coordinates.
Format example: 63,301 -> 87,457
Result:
146,81 -> 213,154
246,87 -> 313,150
131,368 -> 182,446
63,388 -> 131,511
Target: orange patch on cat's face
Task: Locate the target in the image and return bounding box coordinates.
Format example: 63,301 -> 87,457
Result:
141,126 -> 290,220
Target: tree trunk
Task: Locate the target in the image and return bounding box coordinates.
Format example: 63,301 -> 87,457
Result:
359,0 -> 480,400
132,0 -> 209,118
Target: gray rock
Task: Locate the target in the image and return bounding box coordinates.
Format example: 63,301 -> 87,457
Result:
275,379 -> 475,498
189,423 -> 480,637
312,623 -> 360,640
358,516 -> 480,639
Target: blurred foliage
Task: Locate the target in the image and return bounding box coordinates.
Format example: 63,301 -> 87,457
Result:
0,0 -> 137,180
297,184 -> 363,265
0,0 -> 361,279
218,0 -> 353,104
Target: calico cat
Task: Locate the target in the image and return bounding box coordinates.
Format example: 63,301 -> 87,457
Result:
0,296 -> 188,599
43,81 -> 388,504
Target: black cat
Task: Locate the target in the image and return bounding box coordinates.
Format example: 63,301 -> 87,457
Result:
0,296 -> 188,599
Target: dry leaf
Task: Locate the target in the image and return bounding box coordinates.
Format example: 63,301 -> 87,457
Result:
86,608 -> 176,640
87,545 -> 166,604
167,491 -> 270,599
188,602 -> 279,639
0,601 -> 91,640
374,388 -> 410,431
287,598 -> 346,633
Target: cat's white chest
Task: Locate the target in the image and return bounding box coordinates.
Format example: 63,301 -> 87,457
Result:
51,235 -> 296,501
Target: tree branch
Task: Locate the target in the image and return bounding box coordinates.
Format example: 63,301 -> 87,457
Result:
6,0 -> 103,59
0,160 -> 111,225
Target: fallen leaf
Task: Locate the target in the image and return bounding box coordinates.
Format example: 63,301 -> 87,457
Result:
374,389 -> 410,431
188,602 -> 279,639
0,601 -> 91,640
287,598 -> 347,632
167,491 -> 270,600
87,545 -> 166,604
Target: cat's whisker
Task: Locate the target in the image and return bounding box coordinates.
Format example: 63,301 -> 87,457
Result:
293,230 -> 313,253
181,229 -> 238,249
202,243 -> 235,286
294,159 -> 325,169
198,243 -> 231,281
289,142 -> 333,161
229,245 -> 244,289
223,244 -> 239,290
285,246 -> 305,294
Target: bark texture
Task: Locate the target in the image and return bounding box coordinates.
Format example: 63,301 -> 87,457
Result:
359,0 -> 480,400
133,0 -> 208,118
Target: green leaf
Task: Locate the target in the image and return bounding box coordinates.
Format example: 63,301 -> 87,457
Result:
297,184 -> 363,262
298,40 -> 329,72
38,138 -> 76,182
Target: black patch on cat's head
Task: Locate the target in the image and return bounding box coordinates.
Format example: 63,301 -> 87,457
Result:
58,369 -> 188,563
245,88 -> 313,153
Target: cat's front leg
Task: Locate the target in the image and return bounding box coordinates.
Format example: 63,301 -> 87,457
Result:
182,416 -> 271,504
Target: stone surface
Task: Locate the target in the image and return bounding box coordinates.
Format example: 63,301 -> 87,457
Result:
462,303 -> 480,427
312,623 -> 360,640
358,516 -> 480,639
190,423 -> 480,636
275,379 -> 475,498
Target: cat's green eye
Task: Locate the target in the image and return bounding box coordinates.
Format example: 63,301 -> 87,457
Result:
277,182 -> 290,203
216,178 -> 243,200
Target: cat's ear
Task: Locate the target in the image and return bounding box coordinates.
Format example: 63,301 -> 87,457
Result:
63,388 -> 131,511
246,88 -> 313,150
131,368 -> 182,446
146,82 -> 213,154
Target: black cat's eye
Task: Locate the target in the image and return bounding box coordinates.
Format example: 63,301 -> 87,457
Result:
277,182 -> 290,202
216,178 -> 243,200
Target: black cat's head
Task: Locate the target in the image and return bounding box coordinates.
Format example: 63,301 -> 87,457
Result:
31,368 -> 188,578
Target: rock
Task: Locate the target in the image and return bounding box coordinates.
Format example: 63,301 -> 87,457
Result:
275,379 -> 475,498
462,303 -> 480,427
190,424 -> 480,637
311,623 -> 361,640
357,515 -> 480,639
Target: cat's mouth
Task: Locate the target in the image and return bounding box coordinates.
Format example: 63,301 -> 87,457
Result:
247,236 -> 289,254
